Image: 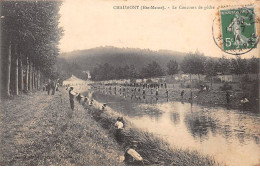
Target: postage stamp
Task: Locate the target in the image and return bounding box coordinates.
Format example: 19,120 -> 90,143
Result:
212,5 -> 259,55
220,7 -> 257,51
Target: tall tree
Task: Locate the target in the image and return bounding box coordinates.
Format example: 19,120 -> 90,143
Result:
180,52 -> 205,77
1,1 -> 63,97
141,61 -> 164,78
167,60 -> 178,75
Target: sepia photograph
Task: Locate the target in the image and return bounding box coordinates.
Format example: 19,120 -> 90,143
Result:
0,0 -> 259,166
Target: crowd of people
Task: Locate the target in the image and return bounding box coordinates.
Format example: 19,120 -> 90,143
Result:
93,83 -> 187,104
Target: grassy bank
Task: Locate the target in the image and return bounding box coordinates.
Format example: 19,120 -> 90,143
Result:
82,97 -> 219,166
0,89 -> 123,165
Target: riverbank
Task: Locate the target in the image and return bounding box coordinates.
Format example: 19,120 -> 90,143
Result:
81,93 -> 218,166
0,89 -> 123,165
94,83 -> 259,113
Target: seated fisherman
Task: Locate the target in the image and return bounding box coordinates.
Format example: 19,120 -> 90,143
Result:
114,117 -> 124,130
124,141 -> 144,166
101,103 -> 107,110
89,99 -> 94,106
114,117 -> 125,143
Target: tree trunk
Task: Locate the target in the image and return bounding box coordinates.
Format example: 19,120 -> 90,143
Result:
38,71 -> 41,90
29,61 -> 33,91
14,45 -> 19,95
35,69 -> 38,90
4,43 -> 12,97
18,56 -> 24,91
32,66 -> 34,90
24,57 -> 29,91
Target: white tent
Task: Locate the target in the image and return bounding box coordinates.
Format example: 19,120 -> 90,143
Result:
63,75 -> 92,92
63,75 -> 88,86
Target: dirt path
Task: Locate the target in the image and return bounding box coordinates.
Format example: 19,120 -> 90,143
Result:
0,89 -> 124,166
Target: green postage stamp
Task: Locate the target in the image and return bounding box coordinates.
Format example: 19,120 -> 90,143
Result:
220,7 -> 257,51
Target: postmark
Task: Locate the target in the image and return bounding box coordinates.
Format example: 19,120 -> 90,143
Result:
212,5 -> 259,55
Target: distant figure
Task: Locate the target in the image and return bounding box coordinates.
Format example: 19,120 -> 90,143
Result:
51,81 -> 56,95
42,84 -> 46,91
89,99 -> 94,106
226,91 -> 231,104
69,87 -> 78,111
150,88 -> 153,94
101,103 -> 107,110
142,89 -> 145,95
165,89 -> 168,98
83,97 -> 88,105
189,91 -> 193,102
76,93 -> 82,103
46,82 -> 51,95
181,90 -> 184,100
240,96 -> 249,110
124,141 -> 144,166
155,88 -> 159,96
165,83 -> 167,88
56,83 -> 59,91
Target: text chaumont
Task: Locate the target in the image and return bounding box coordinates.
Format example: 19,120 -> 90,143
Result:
113,5 -> 140,10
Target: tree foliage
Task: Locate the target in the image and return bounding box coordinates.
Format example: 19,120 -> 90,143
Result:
1,1 -> 63,79
140,61 -> 164,78
167,60 -> 178,75
180,52 -> 205,75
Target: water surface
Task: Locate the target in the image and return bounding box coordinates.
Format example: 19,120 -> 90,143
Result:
89,91 -> 260,165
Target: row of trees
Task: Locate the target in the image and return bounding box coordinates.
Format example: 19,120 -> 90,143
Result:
90,52 -> 259,81
181,52 -> 259,78
1,1 -> 63,98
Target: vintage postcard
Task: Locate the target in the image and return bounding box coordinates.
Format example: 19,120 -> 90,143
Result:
0,0 -> 259,166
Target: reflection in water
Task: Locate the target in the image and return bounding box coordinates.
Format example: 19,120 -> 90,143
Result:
89,91 -> 260,165
170,113 -> 180,126
184,115 -> 217,142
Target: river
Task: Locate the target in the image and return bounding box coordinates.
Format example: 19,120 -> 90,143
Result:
84,89 -> 260,165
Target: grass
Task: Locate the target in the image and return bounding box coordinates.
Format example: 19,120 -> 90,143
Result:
0,90 -> 124,165
83,99 -> 219,166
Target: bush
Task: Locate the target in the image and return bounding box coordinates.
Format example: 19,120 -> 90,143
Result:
220,82 -> 232,91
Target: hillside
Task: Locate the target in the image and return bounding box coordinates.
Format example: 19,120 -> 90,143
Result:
58,46 -> 187,71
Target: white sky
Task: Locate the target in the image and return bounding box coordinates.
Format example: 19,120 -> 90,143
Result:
58,0 -> 259,58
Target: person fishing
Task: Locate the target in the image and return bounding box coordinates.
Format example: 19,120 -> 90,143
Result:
165,89 -> 169,98
114,117 -> 124,143
69,87 -> 78,111
124,141 -> 144,166
76,93 -> 82,103
226,91 -> 231,104
181,90 -> 184,100
155,87 -> 159,96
